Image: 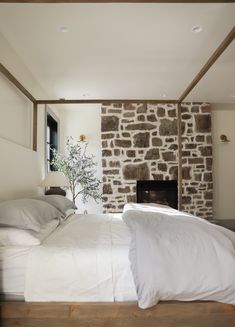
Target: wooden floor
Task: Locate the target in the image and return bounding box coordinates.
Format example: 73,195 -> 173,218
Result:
1,301 -> 235,327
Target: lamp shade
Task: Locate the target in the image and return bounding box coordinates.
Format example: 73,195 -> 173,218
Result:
40,171 -> 70,188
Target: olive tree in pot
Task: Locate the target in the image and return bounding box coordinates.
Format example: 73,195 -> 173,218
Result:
51,137 -> 102,206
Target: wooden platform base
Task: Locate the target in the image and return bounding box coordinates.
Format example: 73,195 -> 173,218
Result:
1,301 -> 235,327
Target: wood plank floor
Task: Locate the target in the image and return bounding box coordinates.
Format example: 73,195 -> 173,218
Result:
1,301 -> 235,327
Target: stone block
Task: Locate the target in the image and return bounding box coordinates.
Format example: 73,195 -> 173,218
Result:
157,107 -> 165,117
103,169 -> 120,175
204,172 -> 212,182
123,112 -> 135,118
102,150 -> 112,157
108,109 -> 122,114
196,135 -> 205,142
169,166 -> 178,179
195,114 -> 211,133
102,133 -> 115,139
127,194 -> 137,202
123,162 -> 150,180
126,150 -> 136,157
199,146 -> 212,156
118,186 -> 131,193
152,173 -> 164,180
124,103 -> 136,110
147,114 -> 157,122
102,116 -> 119,132
137,115 -> 145,121
114,149 -> 120,156
126,123 -> 156,131
109,161 -> 120,167
168,109 -> 176,117
144,148 -> 160,160
159,119 -> 177,136
182,166 -> 191,179
162,151 -> 176,161
152,137 -> 162,146
137,104 -> 147,113
115,139 -> 132,148
158,163 -> 167,171
133,132 -> 150,148
103,184 -> 113,194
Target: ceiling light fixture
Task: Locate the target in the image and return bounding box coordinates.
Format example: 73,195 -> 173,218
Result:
161,94 -> 166,98
192,25 -> 203,33
60,26 -> 69,33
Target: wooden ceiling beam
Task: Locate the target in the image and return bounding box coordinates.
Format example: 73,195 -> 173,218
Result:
0,1 -> 233,3
0,63 -> 36,103
36,99 -> 178,104
178,26 -> 235,103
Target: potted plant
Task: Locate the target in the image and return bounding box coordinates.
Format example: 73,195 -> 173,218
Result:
51,137 -> 102,205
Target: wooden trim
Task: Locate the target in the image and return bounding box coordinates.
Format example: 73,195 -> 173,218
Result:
178,26 -> 235,103
0,0 -> 234,3
33,103 -> 38,152
177,103 -> 182,210
1,301 -> 235,327
36,99 -> 178,105
0,63 -> 36,104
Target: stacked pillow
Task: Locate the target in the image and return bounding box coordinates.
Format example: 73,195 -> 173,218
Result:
0,196 -> 76,247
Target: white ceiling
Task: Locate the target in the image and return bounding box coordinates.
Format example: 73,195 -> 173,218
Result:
0,3 -> 234,103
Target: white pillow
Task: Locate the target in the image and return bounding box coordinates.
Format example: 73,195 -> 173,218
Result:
0,199 -> 63,232
0,219 -> 59,246
34,195 -> 77,216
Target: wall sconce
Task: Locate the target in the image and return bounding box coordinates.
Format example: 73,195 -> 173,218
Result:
80,134 -> 86,142
220,134 -> 230,143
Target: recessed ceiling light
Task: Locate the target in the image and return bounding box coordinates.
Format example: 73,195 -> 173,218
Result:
60,26 -> 69,33
161,94 -> 166,98
192,25 -> 203,33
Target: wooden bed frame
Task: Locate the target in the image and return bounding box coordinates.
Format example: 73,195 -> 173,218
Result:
1,301 -> 235,326
0,6 -> 234,327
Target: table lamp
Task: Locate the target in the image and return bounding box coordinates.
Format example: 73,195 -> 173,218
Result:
40,171 -> 70,196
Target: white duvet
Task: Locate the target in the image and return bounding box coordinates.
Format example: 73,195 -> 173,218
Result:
25,214 -> 136,302
123,203 -> 235,309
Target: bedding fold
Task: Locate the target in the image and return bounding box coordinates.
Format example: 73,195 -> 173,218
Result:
122,203 -> 235,309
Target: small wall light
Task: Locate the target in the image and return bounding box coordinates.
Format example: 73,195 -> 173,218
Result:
80,134 -> 86,142
220,134 -> 230,143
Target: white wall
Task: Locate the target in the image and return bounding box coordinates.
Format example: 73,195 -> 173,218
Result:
0,32 -> 59,199
59,104 -> 102,213
0,74 -> 32,148
212,103 -> 235,220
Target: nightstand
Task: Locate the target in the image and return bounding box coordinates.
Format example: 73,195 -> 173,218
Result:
211,219 -> 235,232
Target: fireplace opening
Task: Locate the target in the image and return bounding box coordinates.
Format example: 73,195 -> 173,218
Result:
137,180 -> 178,209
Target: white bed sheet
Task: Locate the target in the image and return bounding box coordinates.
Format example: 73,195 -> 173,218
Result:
0,246 -> 32,296
25,213 -> 137,302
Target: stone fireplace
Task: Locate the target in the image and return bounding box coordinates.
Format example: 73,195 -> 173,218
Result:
101,102 -> 213,219
137,180 -> 178,209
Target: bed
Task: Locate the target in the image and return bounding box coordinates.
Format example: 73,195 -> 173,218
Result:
1,196 -> 235,311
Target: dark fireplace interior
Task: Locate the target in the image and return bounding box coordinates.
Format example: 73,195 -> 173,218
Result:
137,180 -> 178,209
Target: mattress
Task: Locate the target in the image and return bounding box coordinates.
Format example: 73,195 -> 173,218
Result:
0,246 -> 32,298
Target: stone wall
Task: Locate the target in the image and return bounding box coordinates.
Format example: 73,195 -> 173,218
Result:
101,102 -> 213,219
181,103 -> 213,219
